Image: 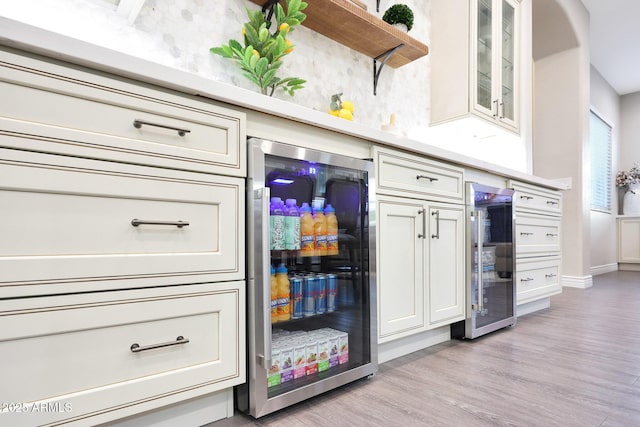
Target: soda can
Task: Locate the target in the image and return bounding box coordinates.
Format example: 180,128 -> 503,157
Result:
290,276 -> 303,319
326,274 -> 337,312
303,275 -> 316,317
316,274 -> 327,314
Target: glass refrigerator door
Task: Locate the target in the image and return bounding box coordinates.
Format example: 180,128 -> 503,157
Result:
245,138 -> 376,417
470,184 -> 515,335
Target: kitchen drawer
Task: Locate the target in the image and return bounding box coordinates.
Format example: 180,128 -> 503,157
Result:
373,146 -> 464,203
508,180 -> 562,216
516,256 -> 561,305
0,148 -> 244,298
0,281 -> 245,427
0,47 -> 245,177
515,213 -> 561,256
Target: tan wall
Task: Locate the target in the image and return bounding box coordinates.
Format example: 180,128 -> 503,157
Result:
532,0 -> 591,285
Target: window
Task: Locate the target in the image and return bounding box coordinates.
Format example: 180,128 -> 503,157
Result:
590,110 -> 612,212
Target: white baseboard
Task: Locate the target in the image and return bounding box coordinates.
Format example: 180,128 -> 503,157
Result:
107,389 -> 234,427
562,274 -> 593,289
378,326 -> 451,364
517,298 -> 550,316
591,263 -> 618,276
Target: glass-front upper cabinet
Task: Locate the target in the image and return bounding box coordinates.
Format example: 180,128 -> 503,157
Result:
473,0 -> 519,130
430,0 -> 521,135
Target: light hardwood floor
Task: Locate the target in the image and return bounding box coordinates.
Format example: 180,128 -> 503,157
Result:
212,270 -> 640,426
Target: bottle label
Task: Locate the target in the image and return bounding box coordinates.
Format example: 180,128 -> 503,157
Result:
301,234 -> 315,254
272,216 -> 285,250
315,234 -> 327,254
327,233 -> 338,253
284,216 -> 300,250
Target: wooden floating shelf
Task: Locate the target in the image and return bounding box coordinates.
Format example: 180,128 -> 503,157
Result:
249,0 -> 429,68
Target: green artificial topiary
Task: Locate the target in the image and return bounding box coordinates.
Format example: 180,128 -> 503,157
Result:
382,4 -> 414,32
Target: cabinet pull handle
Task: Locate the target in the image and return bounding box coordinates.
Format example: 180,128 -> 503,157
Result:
499,101 -> 505,119
520,195 -> 534,200
133,119 -> 191,137
545,273 -> 557,278
546,200 -> 559,205
130,336 -> 189,353
431,210 -> 440,239
546,233 -> 558,237
520,232 -> 533,236
492,99 -> 499,117
418,209 -> 427,239
520,277 -> 534,282
416,174 -> 439,182
131,219 -> 190,228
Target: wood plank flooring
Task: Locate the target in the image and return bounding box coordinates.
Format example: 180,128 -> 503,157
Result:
211,270 -> 640,426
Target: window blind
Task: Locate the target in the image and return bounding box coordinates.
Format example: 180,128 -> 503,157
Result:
590,111 -> 612,212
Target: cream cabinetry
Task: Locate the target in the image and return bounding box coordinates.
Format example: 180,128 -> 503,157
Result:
431,0 -> 520,133
0,282 -> 244,427
0,47 -> 246,425
618,217 -> 640,265
508,180 -> 562,305
375,147 -> 465,343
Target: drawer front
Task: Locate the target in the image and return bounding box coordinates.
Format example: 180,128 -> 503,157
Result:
509,181 -> 562,216
0,282 -> 245,426
0,48 -> 245,177
516,214 -> 561,256
0,150 -> 244,297
374,147 -> 464,202
516,257 -> 561,304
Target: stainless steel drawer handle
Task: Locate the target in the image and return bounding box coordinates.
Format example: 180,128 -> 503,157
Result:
520,232 -> 534,236
130,336 -> 189,353
431,210 -> 440,239
416,175 -> 439,182
546,201 -> 559,205
546,233 -> 558,237
545,273 -> 557,278
133,119 -> 191,137
520,195 -> 534,200
418,209 -> 427,239
520,277 -> 534,282
131,219 -> 190,228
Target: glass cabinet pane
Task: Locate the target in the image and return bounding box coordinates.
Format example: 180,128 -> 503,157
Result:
501,0 -> 515,121
477,0 -> 493,110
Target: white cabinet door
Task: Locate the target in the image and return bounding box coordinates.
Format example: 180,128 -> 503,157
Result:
618,217 -> 640,263
428,204 -> 466,327
472,0 -> 519,130
377,197 -> 426,342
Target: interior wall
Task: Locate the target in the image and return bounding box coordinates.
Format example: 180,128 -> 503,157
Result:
532,0 -> 591,287
620,93 -> 640,172
589,65 -> 620,274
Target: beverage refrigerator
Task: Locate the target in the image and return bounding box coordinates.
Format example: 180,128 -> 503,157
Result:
452,182 -> 516,339
237,137 -> 377,418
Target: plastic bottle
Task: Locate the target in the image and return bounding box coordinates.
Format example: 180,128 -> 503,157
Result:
276,264 -> 291,322
299,203 -> 315,256
270,265 -> 278,324
284,199 -> 301,250
325,204 -> 339,256
313,207 -> 327,256
270,197 -> 285,250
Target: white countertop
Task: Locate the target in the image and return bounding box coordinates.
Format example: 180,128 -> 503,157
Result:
0,17 -> 569,191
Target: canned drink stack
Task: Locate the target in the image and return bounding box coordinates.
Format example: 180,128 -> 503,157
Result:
316,274 -> 327,314
326,273 -> 337,312
290,276 -> 303,319
303,274 -> 316,317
